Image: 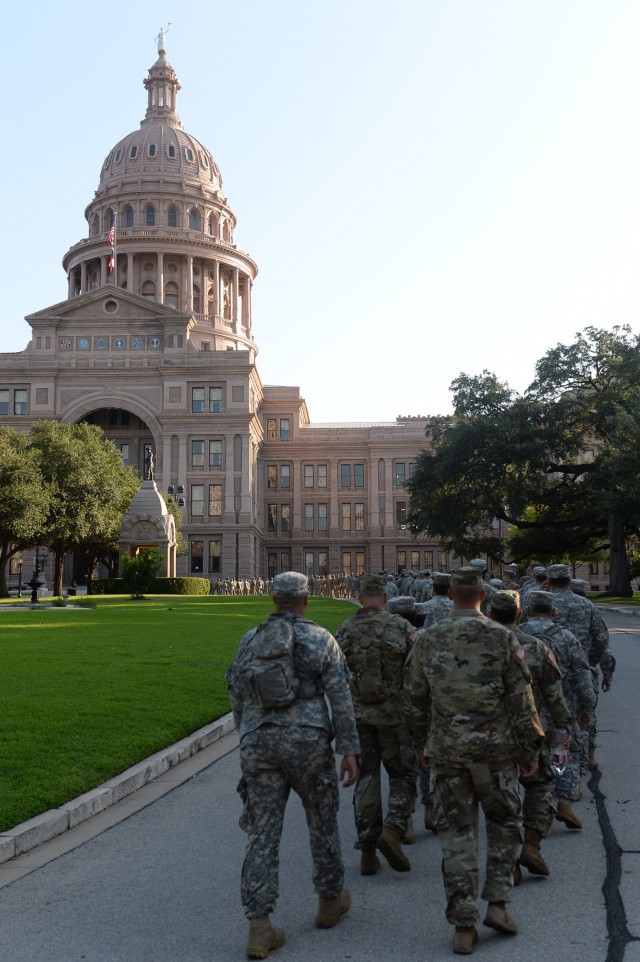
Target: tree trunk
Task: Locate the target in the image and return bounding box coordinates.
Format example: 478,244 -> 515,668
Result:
53,550 -> 65,597
607,515 -> 633,596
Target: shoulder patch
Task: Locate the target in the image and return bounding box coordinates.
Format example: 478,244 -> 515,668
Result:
514,645 -> 526,661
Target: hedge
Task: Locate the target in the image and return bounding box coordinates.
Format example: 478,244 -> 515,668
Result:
89,577 -> 211,596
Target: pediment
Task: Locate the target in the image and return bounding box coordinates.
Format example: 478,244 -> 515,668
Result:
26,288 -> 191,329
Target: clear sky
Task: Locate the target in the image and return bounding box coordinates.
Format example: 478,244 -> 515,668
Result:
3,1 -> 640,421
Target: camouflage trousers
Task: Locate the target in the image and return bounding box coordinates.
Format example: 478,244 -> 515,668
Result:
431,762 -> 522,928
238,725 -> 344,919
418,763 -> 433,807
554,727 -> 584,802
520,744 -> 555,836
353,723 -> 417,850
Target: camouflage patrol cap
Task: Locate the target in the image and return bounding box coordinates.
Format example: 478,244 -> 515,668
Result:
272,571 -> 309,598
533,566 -> 548,577
432,572 -> 451,588
529,590 -> 554,610
547,563 -> 571,580
469,558 -> 488,571
387,595 -> 416,614
359,574 -> 386,593
450,568 -> 483,588
491,589 -> 520,610
489,578 -> 504,588
414,603 -> 427,615
571,579 -> 590,596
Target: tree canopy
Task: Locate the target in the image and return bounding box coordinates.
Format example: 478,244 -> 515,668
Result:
407,326 -> 640,596
0,429 -> 50,596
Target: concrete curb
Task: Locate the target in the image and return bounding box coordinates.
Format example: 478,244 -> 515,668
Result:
0,712 -> 235,865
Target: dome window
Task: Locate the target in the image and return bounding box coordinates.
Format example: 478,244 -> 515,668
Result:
145,206 -> 156,227
167,144 -> 176,159
130,145 -> 138,159
168,207 -> 178,228
200,152 -> 209,168
125,206 -> 134,228
189,209 -> 200,231
115,148 -> 123,163
148,144 -> 157,158
185,148 -> 194,162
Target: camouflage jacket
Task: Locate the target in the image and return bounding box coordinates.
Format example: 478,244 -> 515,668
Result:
403,609 -> 544,767
511,626 -> 572,732
226,611 -> 360,755
335,606 -> 415,725
549,588 -> 614,677
418,595 -> 453,631
519,618 -> 596,717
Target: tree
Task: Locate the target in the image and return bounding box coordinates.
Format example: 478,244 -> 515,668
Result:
122,548 -> 160,599
28,421 -> 140,596
408,327 -> 640,596
0,428 -> 50,597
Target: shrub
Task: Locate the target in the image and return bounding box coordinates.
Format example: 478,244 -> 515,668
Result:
89,576 -> 210,596
89,578 -> 125,595
122,549 -> 160,599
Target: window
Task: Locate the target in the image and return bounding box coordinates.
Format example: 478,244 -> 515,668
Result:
409,462 -> 417,479
191,387 -> 205,413
268,504 -> 277,533
304,551 -> 314,578
148,144 -> 157,157
281,465 -> 290,489
438,551 -> 448,570
396,502 -> 407,527
191,485 -> 204,516
280,551 -> 291,572
341,464 -> 351,487
342,552 -> 352,575
318,551 -> 328,576
267,419 -> 277,441
304,504 -> 314,532
341,504 -> 351,531
395,462 -> 406,487
354,463 -> 364,487
279,418 -> 290,441
304,464 -> 314,488
411,551 -> 420,571
14,390 -> 27,415
208,540 -> 221,574
355,503 -> 365,531
130,145 -> 138,159
189,210 -> 199,230
0,389 -> 8,415
209,440 -> 223,467
168,207 -> 178,228
267,465 -> 277,489
397,551 -> 407,572
424,550 -> 434,570
190,540 -> 203,573
209,387 -> 222,413
167,144 -> 176,159
191,440 -> 205,467
125,206 -> 134,228
209,484 -> 222,517
120,443 -> 129,467
355,551 -> 365,573
145,206 -> 155,227
318,503 -> 328,532
186,147 -> 194,161
268,552 -> 277,579
317,464 -> 327,488
281,504 -> 290,532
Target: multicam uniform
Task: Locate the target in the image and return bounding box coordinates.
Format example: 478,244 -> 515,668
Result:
335,606 -> 417,851
226,611 -> 360,919
404,608 -> 543,928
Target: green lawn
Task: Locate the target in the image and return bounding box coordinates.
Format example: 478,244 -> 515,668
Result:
0,595 -> 355,832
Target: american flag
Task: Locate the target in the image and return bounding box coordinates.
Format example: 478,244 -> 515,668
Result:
108,225 -> 115,273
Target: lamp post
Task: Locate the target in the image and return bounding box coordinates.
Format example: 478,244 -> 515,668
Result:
17,558 -> 23,598
27,546 -> 48,604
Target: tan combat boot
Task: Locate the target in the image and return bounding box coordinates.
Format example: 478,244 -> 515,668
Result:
555,798 -> 582,830
424,804 -> 436,831
588,746 -> 598,770
315,889 -> 351,928
453,926 -> 478,955
360,850 -> 380,876
377,825 -> 411,872
246,916 -> 285,960
483,901 -> 518,935
519,826 -> 550,876
402,814 -> 415,845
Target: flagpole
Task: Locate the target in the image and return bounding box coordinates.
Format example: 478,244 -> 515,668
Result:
113,211 -> 117,288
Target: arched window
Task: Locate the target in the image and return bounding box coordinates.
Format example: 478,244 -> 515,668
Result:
168,207 -> 178,228
148,144 -> 157,157
189,209 -> 199,231
145,206 -> 156,227
130,145 -> 138,159
167,144 -> 176,159
193,284 -> 201,313
108,210 -> 116,228
208,214 -> 215,236
164,281 -> 179,309
141,281 -> 156,301
125,206 -> 134,228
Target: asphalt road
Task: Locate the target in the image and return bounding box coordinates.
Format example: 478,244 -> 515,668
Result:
0,607 -> 637,962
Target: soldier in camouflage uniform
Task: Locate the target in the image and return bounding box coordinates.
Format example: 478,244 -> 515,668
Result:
519,590 -> 595,830
518,567 -> 547,624
226,571 -> 359,959
404,568 -> 543,955
547,563 -> 615,771
469,558 -> 496,614
489,591 -> 572,879
335,574 -> 417,875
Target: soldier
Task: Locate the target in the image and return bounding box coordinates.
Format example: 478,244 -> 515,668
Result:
226,572 -> 359,959
519,590 -> 596,830
518,566 -> 548,623
488,591 -> 573,879
385,574 -> 399,599
404,568 -> 543,955
335,574 -> 417,875
469,558 -> 496,613
546,563 -> 615,770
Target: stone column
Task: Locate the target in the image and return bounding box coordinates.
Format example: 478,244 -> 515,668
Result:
80,262 -> 87,294
213,261 -> 220,316
186,254 -> 194,312
100,256 -> 107,287
127,253 -> 134,294
157,252 -> 164,305
232,267 -> 240,332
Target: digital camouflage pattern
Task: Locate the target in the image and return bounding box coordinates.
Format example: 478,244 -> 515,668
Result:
335,606 -> 416,848
417,594 -> 453,630
238,727 -> 344,917
548,587 -> 615,678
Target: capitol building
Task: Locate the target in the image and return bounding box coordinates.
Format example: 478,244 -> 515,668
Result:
0,41 -> 447,586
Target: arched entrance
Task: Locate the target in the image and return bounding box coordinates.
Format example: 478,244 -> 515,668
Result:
80,407 -> 154,477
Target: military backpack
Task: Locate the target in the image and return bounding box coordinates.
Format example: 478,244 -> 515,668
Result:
339,610 -> 407,705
